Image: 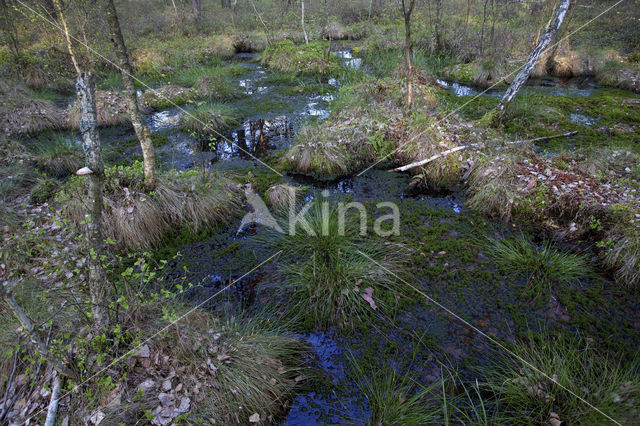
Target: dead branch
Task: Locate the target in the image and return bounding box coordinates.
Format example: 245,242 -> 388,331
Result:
44,375 -> 61,426
391,131 -> 578,172
2,281 -> 77,380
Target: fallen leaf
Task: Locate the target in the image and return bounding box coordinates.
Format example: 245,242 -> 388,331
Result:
361,287 -> 377,310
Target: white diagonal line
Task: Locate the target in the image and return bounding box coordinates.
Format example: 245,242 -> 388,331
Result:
21,250 -> 282,425
14,0 -> 282,176
356,249 -> 622,425
357,0 -> 625,176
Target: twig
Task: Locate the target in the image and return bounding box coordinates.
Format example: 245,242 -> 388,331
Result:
3,281 -> 77,380
391,131 -> 578,172
44,375 -> 61,426
0,341 -> 20,422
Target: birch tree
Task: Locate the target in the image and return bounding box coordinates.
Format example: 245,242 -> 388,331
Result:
104,0 -> 156,190
53,0 -> 110,330
497,0 -> 572,116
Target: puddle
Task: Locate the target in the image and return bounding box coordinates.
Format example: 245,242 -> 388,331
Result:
437,78 -> 597,99
569,112 -> 600,126
332,50 -> 362,69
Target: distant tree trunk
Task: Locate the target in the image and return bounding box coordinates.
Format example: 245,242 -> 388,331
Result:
301,0 -> 309,44
189,0 -> 202,17
53,0 -> 110,330
401,0 -> 416,109
480,0 -> 489,55
434,0 -> 444,51
221,0 -> 230,8
498,0 -> 571,114
104,0 -> 156,191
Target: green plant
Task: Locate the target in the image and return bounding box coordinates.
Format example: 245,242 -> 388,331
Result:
266,202 -> 408,329
29,177 -> 58,204
487,234 -> 590,300
483,331 -> 640,425
180,103 -> 240,139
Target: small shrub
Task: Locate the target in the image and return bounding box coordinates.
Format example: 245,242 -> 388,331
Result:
30,177 -> 58,204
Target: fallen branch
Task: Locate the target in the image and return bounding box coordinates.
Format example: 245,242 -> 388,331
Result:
44,375 -> 61,426
391,131 -> 578,172
3,281 -> 77,380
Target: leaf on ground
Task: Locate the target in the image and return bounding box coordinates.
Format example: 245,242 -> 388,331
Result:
361,287 -> 377,310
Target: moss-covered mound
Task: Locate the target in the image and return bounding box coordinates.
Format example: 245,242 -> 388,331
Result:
261,40 -> 342,74
58,163 -> 242,250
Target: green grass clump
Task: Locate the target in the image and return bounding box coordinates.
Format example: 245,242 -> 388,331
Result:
487,234 -> 590,300
173,65 -> 243,101
180,103 -> 240,138
483,331 -> 640,425
30,132 -> 83,177
268,202 -> 408,329
29,176 -> 58,204
261,40 -> 342,75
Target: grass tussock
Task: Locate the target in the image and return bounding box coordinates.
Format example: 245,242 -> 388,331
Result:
67,90 -> 147,128
603,219 -> 640,287
141,85 -> 195,109
132,34 -> 235,77
59,163 -> 242,250
487,234 -> 590,300
29,176 -> 58,205
154,309 -> 307,425
0,80 -> 66,135
267,202 -> 409,329
484,331 -> 640,425
265,183 -> 305,213
261,40 -> 342,74
29,133 -> 83,178
180,103 -> 240,138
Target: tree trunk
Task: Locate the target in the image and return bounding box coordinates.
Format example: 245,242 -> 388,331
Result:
301,0 -> 309,44
53,0 -> 109,331
190,0 -> 202,17
402,0 -> 416,109
434,0 -> 444,51
76,73 -> 111,331
104,0 -> 156,190
498,0 -> 571,114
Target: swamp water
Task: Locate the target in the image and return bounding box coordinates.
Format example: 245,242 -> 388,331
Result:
29,53 -> 640,424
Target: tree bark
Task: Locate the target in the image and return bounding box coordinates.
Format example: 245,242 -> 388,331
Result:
498,0 -> 571,114
53,0 -> 109,331
301,0 -> 309,44
104,0 -> 156,190
76,73 -> 111,331
401,0 -> 416,109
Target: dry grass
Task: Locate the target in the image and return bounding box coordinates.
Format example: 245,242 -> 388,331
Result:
59,165 -> 242,250
604,220 -> 640,288
0,81 -> 66,135
265,183 -> 305,213
66,90 -> 150,128
141,85 -> 195,110
322,21 -> 347,40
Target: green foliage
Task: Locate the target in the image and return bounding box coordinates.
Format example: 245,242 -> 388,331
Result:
29,176 -> 58,204
261,40 -> 342,75
483,331 -> 640,425
265,202 -> 408,329
487,234 -> 590,301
